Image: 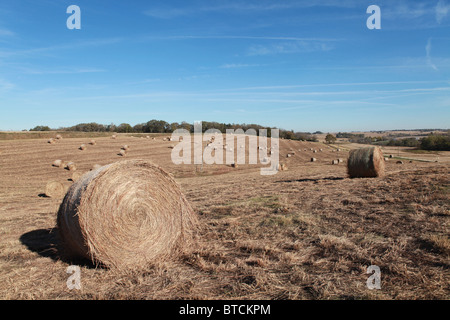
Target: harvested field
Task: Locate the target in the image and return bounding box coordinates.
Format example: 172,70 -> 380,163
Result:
0,134 -> 448,299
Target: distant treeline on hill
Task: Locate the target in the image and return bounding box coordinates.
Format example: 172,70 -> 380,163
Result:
29,120 -> 319,141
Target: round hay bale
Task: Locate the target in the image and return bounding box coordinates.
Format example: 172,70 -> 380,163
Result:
338,158 -> 344,163
56,134 -> 63,140
45,181 -> 65,198
287,154 -> 292,158
332,160 -> 339,165
48,138 -> 56,144
66,162 -> 76,171
111,135 -> 117,139
89,140 -> 96,145
311,158 -> 317,162
231,163 -> 238,168
347,147 -> 385,178
396,160 -> 404,164
118,149 -> 126,156
52,159 -> 64,168
121,145 -> 129,151
71,171 -> 83,182
56,159 -> 197,269
79,144 -> 86,151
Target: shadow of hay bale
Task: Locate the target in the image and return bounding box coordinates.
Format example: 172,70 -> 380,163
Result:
19,228 -> 97,268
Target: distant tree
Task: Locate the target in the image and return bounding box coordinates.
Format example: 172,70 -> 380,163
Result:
117,123 -> 133,133
30,125 -> 51,131
420,134 -> 450,151
325,133 -> 337,144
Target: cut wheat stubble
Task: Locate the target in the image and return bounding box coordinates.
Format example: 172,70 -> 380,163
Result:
56,159 -> 198,270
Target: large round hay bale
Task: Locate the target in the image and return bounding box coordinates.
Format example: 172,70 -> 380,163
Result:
311,158 -> 317,162
48,138 -> 56,144
118,149 -> 126,156
56,160 -> 197,269
79,144 -> 86,151
121,145 -> 129,151
45,181 -> 65,198
89,140 -> 96,145
347,147 -> 385,178
111,135 -> 117,139
56,134 -> 62,140
332,160 -> 339,165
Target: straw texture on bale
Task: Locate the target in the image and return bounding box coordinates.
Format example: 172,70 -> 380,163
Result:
57,159 -> 197,269
48,138 -> 56,144
79,144 -> 86,151
89,140 -> 96,145
56,134 -> 62,140
347,147 -> 385,178
118,149 -> 126,156
45,181 -> 65,198
121,145 -> 129,151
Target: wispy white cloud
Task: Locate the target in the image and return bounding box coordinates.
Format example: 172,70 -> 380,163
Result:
0,28 -> 14,37
247,40 -> 334,56
426,38 -> 438,71
219,63 -> 263,69
143,1 -> 359,19
436,0 -> 450,23
0,78 -> 14,92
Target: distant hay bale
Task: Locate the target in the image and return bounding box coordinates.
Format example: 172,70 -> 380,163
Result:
347,147 -> 385,178
56,159 -> 197,269
311,158 -> 317,162
111,135 -> 117,139
45,181 -> 65,198
65,162 -> 77,171
396,160 -> 404,164
118,149 -> 126,157
286,154 -> 292,158
231,163 -> 238,168
313,150 -> 317,153
56,134 -> 63,140
79,144 -> 86,151
121,145 -> 130,151
48,138 -> 56,144
89,140 -> 96,145
384,157 -> 389,161
338,158 -> 344,163
146,136 -> 150,139
71,171 -> 83,182
332,160 -> 339,165
52,159 -> 64,168
389,154 -> 393,158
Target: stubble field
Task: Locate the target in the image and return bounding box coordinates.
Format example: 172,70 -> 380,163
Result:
0,133 -> 448,299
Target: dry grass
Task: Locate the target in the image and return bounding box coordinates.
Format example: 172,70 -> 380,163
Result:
0,136 -> 448,299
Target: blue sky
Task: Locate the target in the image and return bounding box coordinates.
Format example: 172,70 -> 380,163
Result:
0,0 -> 449,132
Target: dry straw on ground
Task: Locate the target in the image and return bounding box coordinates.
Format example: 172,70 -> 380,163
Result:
347,146 -> 385,178
56,159 -> 198,270
45,181 -> 65,198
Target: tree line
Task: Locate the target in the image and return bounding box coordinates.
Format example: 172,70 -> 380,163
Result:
29,120 -> 319,141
